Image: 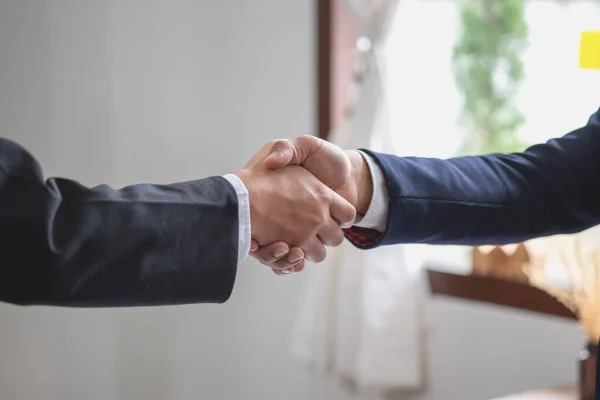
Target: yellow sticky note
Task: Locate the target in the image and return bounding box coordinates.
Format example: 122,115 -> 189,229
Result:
579,31 -> 600,69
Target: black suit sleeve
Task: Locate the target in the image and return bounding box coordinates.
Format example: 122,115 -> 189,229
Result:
0,137 -> 239,307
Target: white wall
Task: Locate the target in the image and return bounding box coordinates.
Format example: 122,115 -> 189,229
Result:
0,1 -> 586,400
0,1 -> 362,399
426,297 -> 583,400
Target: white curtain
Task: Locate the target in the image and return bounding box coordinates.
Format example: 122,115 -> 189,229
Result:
292,0 -> 425,391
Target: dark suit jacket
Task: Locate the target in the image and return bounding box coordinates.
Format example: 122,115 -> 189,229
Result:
0,138 -> 239,307
344,108 -> 600,399
346,108 -> 600,248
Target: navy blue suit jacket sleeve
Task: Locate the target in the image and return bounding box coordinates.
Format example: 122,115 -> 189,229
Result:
0,137 -> 239,307
344,109 -> 600,248
343,109 -> 600,398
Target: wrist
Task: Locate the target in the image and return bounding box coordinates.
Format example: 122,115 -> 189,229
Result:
234,169 -> 256,232
346,150 -> 373,216
234,169 -> 250,191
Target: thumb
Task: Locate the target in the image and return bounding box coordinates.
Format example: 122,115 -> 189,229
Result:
263,135 -> 322,170
263,140 -> 295,169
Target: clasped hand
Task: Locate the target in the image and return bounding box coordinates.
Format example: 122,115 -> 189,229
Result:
235,136 -> 373,274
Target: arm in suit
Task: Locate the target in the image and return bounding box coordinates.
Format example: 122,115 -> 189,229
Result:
343,110 -> 600,398
0,137 -> 240,307
345,109 -> 600,248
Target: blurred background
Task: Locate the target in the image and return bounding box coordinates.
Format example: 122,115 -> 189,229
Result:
0,0 -> 598,399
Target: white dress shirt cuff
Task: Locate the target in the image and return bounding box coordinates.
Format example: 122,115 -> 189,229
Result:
223,174 -> 251,264
354,151 -> 389,232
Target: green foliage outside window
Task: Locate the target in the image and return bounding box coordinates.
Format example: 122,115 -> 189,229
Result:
452,0 -> 529,155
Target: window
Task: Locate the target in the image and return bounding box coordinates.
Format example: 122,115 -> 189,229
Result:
318,0 -> 600,271
381,0 -> 600,270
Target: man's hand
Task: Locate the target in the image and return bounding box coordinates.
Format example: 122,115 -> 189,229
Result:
248,136 -> 374,272
235,160 -> 355,266
263,136 -> 372,215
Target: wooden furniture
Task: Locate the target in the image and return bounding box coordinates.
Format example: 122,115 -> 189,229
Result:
426,268 -> 580,400
426,268 -> 577,320
489,384 -> 577,399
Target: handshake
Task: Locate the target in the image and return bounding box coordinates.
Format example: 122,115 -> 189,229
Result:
235,136 -> 374,275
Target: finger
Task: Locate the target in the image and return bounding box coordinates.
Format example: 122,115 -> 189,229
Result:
317,221 -> 345,247
250,239 -> 259,252
263,140 -> 294,169
292,260 -> 305,273
250,242 -> 290,265
268,247 -> 305,270
303,236 -> 327,263
272,268 -> 293,276
263,136 -> 322,169
328,191 -> 357,228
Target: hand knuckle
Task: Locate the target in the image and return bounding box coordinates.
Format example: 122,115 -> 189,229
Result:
307,210 -> 326,229
318,211 -> 329,227
342,210 -> 356,226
